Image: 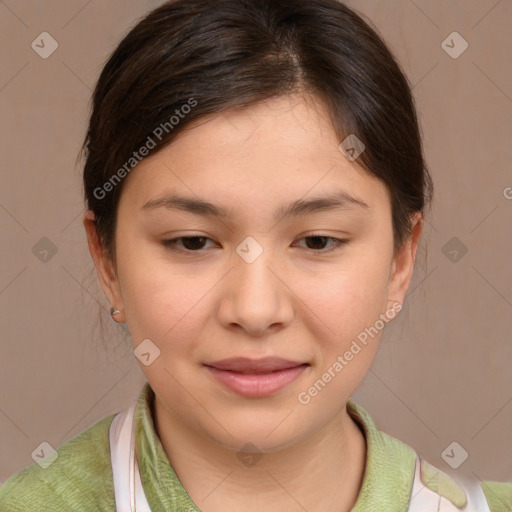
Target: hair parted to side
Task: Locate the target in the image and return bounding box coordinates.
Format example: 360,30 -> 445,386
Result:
81,0 -> 433,266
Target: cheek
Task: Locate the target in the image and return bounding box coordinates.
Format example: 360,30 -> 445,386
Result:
116,242 -> 226,357
294,259 -> 391,409
295,254 -> 391,343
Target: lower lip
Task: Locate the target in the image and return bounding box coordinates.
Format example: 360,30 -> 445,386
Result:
205,364 -> 309,398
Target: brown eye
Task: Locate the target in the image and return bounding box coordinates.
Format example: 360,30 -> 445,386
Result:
162,236 -> 214,252
295,235 -> 349,253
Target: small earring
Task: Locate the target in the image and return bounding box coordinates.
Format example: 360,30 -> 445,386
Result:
110,307 -> 120,316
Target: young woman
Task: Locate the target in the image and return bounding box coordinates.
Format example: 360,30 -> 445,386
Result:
1,0 -> 510,510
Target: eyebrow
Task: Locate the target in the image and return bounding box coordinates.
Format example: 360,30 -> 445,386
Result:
142,190 -> 370,221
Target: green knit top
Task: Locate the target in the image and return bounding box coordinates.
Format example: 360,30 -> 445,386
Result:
0,381 -> 510,511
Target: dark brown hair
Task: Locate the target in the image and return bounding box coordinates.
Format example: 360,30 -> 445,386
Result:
81,0 -> 433,263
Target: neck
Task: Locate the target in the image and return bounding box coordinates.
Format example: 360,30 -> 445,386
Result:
152,396 -> 367,512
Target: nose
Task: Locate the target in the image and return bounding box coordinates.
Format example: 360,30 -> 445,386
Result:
216,240 -> 294,337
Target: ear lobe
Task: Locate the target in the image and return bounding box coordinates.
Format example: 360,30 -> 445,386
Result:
83,210 -> 125,321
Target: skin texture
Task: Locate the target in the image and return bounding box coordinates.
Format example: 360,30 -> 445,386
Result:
84,93 -> 423,511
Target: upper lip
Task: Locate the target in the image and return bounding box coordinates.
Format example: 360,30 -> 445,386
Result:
205,357 -> 308,373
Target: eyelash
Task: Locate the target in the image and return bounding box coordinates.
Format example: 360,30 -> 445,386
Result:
161,233 -> 349,254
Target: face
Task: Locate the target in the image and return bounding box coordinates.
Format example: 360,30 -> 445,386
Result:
85,93 -> 422,453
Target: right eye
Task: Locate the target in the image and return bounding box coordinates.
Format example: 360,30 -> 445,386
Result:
161,236 -> 217,253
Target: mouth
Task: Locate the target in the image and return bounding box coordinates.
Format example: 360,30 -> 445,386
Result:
204,357 -> 310,397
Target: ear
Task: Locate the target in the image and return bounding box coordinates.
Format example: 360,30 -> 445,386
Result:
387,212 -> 423,309
83,210 -> 126,323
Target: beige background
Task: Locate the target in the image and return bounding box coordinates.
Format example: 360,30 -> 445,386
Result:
1,0 -> 511,487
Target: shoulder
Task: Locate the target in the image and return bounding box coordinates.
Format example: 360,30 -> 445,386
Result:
347,401 -> 511,511
482,480 -> 512,512
372,416 -> 512,511
0,413 -> 116,512
413,456 -> 512,512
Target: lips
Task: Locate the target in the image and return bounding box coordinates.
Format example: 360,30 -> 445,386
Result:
205,357 -> 308,374
204,357 -> 310,398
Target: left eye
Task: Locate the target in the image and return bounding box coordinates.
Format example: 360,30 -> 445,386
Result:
161,234 -> 348,253
294,234 -> 349,253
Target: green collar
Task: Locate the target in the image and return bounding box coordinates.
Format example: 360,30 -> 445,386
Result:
134,381 -> 416,510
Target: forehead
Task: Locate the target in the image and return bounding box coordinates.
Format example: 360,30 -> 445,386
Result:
172,93 -> 342,163
119,94 -> 390,216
